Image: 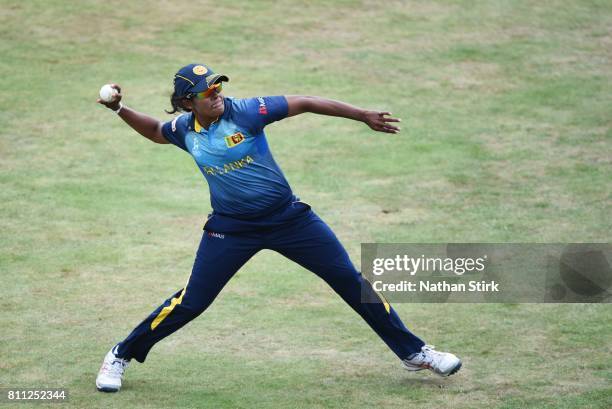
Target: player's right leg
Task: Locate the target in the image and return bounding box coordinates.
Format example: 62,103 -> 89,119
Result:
96,229 -> 260,392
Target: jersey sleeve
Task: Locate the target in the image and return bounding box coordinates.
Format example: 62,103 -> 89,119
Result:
232,96 -> 288,134
161,114 -> 189,152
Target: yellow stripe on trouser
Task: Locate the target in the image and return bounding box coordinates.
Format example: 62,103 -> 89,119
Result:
378,291 -> 391,314
150,288 -> 186,330
364,278 -> 391,314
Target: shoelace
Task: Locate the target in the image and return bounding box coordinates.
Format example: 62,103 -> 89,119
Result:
405,345 -> 439,367
421,345 -> 441,366
422,345 -> 436,354
103,358 -> 129,377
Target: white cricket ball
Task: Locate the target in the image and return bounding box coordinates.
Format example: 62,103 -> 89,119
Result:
99,84 -> 118,103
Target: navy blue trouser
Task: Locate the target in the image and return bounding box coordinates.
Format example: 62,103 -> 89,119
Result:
116,200 -> 424,363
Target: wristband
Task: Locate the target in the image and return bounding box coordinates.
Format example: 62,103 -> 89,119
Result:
113,102 -> 123,114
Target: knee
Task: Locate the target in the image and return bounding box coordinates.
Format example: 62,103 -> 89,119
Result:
179,286 -> 222,317
323,267 -> 364,292
180,298 -> 212,317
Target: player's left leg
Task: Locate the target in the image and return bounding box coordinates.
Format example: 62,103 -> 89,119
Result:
267,206 -> 424,359
267,206 -> 461,376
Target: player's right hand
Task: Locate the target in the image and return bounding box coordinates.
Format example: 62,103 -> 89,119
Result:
97,83 -> 122,111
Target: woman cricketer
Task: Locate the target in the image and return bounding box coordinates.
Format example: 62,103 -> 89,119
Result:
95,63 -> 461,392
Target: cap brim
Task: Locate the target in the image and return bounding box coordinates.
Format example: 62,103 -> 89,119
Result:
191,74 -> 230,93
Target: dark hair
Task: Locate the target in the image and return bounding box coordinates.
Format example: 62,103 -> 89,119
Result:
165,91 -> 192,114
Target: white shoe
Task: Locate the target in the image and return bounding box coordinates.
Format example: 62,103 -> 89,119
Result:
96,345 -> 130,392
402,345 -> 462,377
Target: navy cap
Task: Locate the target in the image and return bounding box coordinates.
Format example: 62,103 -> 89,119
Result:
173,63 -> 229,97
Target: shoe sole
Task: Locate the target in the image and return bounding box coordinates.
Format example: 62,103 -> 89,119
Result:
96,383 -> 120,393
444,361 -> 462,377
401,362 -> 427,372
97,387 -> 119,393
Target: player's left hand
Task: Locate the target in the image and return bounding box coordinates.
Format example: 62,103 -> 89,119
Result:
362,111 -> 401,134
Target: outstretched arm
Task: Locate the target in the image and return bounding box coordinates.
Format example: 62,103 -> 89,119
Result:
285,95 -> 401,134
97,84 -> 168,144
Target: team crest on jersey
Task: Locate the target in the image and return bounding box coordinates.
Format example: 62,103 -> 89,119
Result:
225,132 -> 245,148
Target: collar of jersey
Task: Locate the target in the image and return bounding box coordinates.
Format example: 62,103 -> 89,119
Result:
194,116 -> 205,133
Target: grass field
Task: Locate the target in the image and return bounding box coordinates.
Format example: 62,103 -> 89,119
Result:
1,0 -> 611,408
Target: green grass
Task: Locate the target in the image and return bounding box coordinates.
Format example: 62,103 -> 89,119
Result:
1,0 -> 611,408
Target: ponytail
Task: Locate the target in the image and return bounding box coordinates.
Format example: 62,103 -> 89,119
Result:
165,91 -> 191,114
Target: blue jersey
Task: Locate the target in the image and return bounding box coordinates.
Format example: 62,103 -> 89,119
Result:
161,96 -> 293,218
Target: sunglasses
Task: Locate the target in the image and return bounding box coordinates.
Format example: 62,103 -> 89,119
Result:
189,83 -> 223,99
